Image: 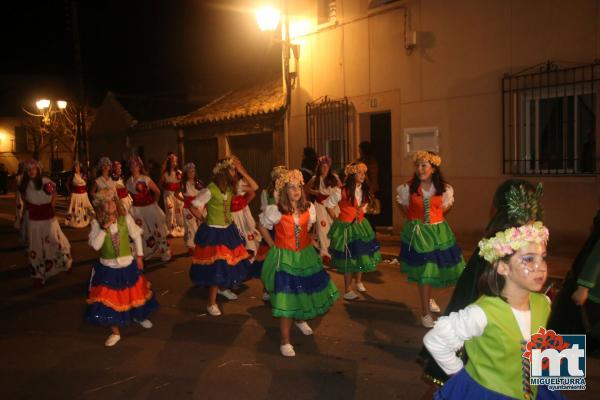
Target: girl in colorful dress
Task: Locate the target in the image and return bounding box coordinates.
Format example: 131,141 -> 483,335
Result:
420,180 -> 544,387
65,161 -> 94,228
188,158 -> 252,315
177,162 -> 204,255
160,152 -> 185,238
19,159 -> 72,286
258,169 -> 339,357
86,188 -> 158,347
396,151 -> 465,328
305,156 -> 341,265
112,160 -> 133,211
252,165 -> 287,301
424,221 -> 564,399
14,161 -> 27,244
325,162 -> 381,300
229,156 -> 261,255
126,156 -> 172,262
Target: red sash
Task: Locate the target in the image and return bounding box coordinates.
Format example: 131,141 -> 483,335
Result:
116,187 -> 128,199
163,182 -> 180,191
131,192 -> 154,207
27,202 -> 55,220
315,193 -> 329,204
183,195 -> 195,209
231,195 -> 248,212
71,184 -> 86,194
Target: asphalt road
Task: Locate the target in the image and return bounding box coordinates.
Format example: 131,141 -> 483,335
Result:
0,194 -> 598,400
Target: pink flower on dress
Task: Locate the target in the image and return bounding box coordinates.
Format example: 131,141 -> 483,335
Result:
43,182 -> 55,195
135,181 -> 148,193
146,236 -> 156,248
135,218 -> 143,226
186,214 -> 193,220
44,259 -> 54,271
248,234 -> 255,241
320,220 -> 327,227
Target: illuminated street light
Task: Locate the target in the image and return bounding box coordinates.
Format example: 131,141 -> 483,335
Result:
57,100 -> 67,109
255,6 -> 280,32
36,99 -> 51,110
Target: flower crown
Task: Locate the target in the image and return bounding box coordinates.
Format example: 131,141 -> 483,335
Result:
478,221 -> 549,263
212,157 -> 235,175
98,157 -> 112,169
183,162 -> 196,174
413,150 -> 442,167
344,162 -> 367,176
275,169 -> 304,192
270,165 -> 287,180
93,188 -> 118,207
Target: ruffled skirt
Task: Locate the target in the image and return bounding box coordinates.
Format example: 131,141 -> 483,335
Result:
28,218 -> 72,282
65,192 -> 94,228
328,219 -> 381,273
129,203 -> 171,261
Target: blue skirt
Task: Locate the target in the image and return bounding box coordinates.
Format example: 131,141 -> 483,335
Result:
435,369 -> 565,400
85,260 -> 159,327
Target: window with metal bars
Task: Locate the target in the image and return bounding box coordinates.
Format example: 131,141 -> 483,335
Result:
306,96 -> 352,172
502,61 -> 599,175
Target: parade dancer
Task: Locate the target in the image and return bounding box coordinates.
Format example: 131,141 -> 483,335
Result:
160,152 -> 185,237
325,162 -> 381,300
126,156 -> 172,262
305,156 -> 341,265
396,151 -> 465,328
177,162 -> 204,255
14,161 -> 27,244
258,169 -> 339,357
112,160 -> 133,212
65,161 -> 94,228
20,159 -> 72,286
229,156 -> 261,255
85,188 -> 158,347
188,158 -> 251,315
252,165 -> 287,301
424,221 -> 564,399
91,157 -> 114,196
420,180 -> 544,386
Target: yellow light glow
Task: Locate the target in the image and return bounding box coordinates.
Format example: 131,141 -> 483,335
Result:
57,100 -> 67,109
289,20 -> 312,44
255,6 -> 280,32
36,99 -> 50,110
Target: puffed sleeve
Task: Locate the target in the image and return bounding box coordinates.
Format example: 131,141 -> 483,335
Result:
260,190 -> 269,212
324,187 -> 342,208
395,184 -> 410,206
237,179 -> 248,195
191,188 -> 211,209
443,185 -> 455,210
423,304 -> 488,375
259,204 -> 282,230
125,214 -> 144,256
308,203 -> 317,228
88,219 -> 107,251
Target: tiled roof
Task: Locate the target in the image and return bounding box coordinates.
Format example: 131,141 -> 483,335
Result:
177,76 -> 285,126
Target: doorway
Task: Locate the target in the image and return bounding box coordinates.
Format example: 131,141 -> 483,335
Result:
368,112 -> 392,227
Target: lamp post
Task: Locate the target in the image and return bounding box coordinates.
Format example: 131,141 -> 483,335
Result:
255,3 -> 299,166
26,99 -> 69,171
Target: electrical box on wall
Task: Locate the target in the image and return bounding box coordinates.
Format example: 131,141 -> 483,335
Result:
405,127 -> 439,155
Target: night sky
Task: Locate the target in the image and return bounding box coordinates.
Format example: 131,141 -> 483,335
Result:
0,0 -> 281,115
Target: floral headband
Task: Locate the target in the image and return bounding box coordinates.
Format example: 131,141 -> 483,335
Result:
93,188 -> 118,207
270,165 -> 287,180
98,157 -> 112,169
344,162 -> 367,176
25,159 -> 42,172
478,221 -> 549,264
212,157 -> 235,175
413,150 -> 442,167
183,162 -> 196,174
275,169 -> 304,192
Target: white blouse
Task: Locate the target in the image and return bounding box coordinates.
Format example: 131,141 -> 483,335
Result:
395,183 -> 455,209
423,299 -> 548,375
95,176 -> 116,190
323,185 -> 367,210
259,204 -> 317,231
26,177 -> 54,205
126,175 -> 153,194
88,214 -> 144,267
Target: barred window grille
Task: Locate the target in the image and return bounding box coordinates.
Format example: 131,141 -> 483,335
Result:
502,61 -> 599,175
306,96 -> 352,172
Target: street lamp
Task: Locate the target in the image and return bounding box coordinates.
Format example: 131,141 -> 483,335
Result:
255,6 -> 280,32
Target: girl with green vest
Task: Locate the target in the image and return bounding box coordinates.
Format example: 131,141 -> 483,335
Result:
424,222 -> 564,399
253,165 -> 287,302
188,158 -> 252,316
85,188 -> 158,347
